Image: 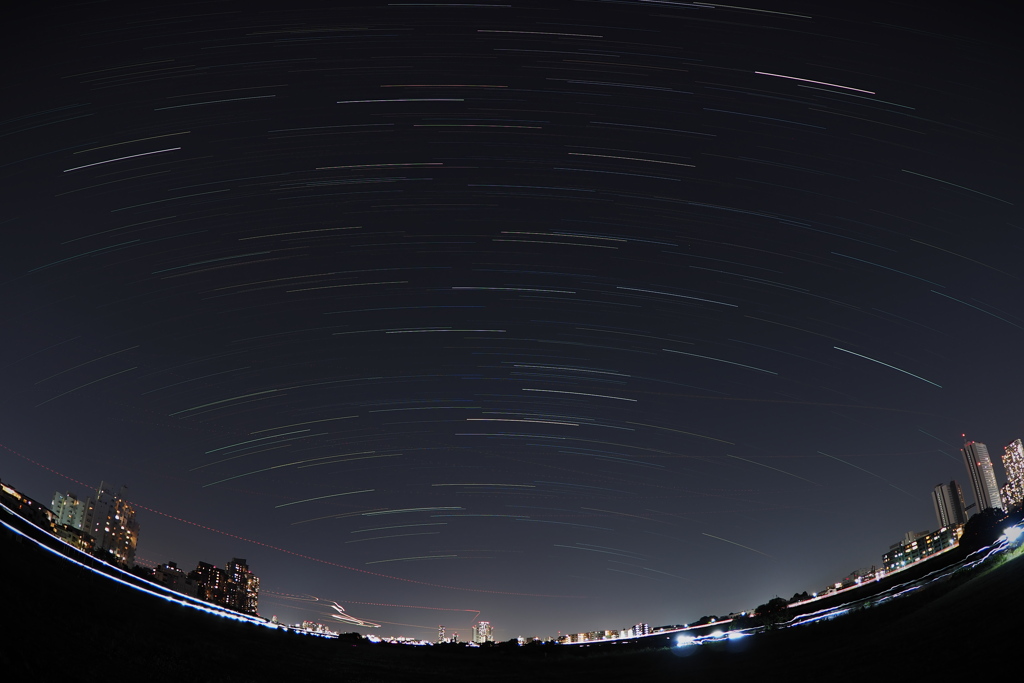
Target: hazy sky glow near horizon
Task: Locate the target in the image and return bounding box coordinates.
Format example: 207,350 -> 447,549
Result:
1,0 -> 1020,639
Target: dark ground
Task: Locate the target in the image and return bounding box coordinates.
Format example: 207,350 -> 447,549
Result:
2,510 -> 1020,681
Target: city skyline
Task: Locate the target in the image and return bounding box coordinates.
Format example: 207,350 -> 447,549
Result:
0,0 -> 1020,638
7,422 -> 1017,640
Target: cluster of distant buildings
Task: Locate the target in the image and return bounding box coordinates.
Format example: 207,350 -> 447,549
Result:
964,438 -> 1023,514
50,483 -> 140,565
0,478 -> 260,616
334,621 -> 499,646
140,557 -> 261,616
1,479 -> 141,567
4,434 -> 1023,644
434,621 -> 494,645
782,437 -> 1024,594
880,438 -> 1023,574
559,623 -> 652,644
567,436 -> 1024,645
778,437 -> 1024,599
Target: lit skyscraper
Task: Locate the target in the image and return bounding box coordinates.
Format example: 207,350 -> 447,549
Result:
188,558 -> 260,615
1001,439 -> 1024,511
225,558 -> 260,615
961,441 -> 1002,514
931,480 -> 967,528
54,482 -> 140,566
472,621 -> 493,644
82,483 -> 139,566
189,561 -> 226,605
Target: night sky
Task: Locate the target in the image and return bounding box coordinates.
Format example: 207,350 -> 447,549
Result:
2,0 -> 1020,639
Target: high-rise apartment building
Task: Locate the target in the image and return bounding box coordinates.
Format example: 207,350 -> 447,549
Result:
1001,439 -> 1024,511
81,483 -> 140,566
472,621 -> 493,644
961,441 -> 1002,513
189,561 -> 227,604
54,483 -> 138,565
225,558 -> 260,614
931,480 -> 968,528
51,491 -> 85,529
188,558 -> 260,615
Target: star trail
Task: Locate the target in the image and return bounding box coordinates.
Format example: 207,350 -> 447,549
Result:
1,0 -> 1019,639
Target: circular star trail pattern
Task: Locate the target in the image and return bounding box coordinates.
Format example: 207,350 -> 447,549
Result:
1,1 -> 1020,638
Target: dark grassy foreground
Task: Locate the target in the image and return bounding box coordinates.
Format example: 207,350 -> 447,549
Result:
2,517 -> 1021,682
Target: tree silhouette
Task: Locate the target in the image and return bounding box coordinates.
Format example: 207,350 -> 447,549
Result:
754,597 -> 790,627
960,508 -> 1006,553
